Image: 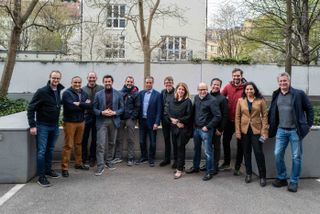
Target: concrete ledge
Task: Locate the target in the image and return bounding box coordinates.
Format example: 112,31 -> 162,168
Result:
252,127 -> 320,178
0,112 -> 36,183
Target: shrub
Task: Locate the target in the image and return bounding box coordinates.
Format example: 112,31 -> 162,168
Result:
209,56 -> 252,64
0,97 -> 28,117
313,105 -> 320,126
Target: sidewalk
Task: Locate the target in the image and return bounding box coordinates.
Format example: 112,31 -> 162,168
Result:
1,161 -> 320,214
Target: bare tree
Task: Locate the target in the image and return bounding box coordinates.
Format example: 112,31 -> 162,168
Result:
243,0 -> 320,67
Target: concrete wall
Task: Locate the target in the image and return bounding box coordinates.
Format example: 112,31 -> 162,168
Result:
1,62 -> 319,96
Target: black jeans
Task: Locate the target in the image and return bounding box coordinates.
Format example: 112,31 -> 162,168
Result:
242,128 -> 266,178
171,126 -> 189,171
222,120 -> 243,170
162,119 -> 177,162
212,134 -> 221,170
81,119 -> 97,163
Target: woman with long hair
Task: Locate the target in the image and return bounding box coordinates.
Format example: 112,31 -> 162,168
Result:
167,82 -> 193,179
235,82 -> 268,187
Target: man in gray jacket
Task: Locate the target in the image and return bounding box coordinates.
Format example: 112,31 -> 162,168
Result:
93,75 -> 124,176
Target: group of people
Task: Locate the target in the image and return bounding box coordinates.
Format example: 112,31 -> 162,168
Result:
27,68 -> 314,193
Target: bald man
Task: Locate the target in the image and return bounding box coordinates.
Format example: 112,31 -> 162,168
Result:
186,82 -> 221,181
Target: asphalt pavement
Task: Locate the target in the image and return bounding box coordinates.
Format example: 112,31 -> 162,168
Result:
1,161 -> 320,214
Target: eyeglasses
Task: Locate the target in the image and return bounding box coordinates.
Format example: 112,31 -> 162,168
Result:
51,77 -> 61,80
198,88 -> 207,91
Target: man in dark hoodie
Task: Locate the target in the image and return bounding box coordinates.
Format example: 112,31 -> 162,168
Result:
200,78 -> 228,173
27,70 -> 64,187
61,76 -> 92,178
113,76 -> 140,166
220,68 -> 246,175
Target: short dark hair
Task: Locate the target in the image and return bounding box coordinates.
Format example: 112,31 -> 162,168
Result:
164,76 -> 173,83
125,76 -> 134,81
232,68 -> 243,75
210,78 -> 222,86
103,74 -> 113,82
49,70 -> 61,78
71,76 -> 82,82
145,76 -> 154,82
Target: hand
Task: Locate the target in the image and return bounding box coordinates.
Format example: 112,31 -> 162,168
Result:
73,102 -> 80,106
153,124 -> 158,130
177,122 -> 184,128
216,130 -> 222,136
30,127 -> 37,135
202,126 -> 208,132
104,109 -> 116,116
170,118 -> 179,125
236,134 -> 241,140
85,99 -> 91,104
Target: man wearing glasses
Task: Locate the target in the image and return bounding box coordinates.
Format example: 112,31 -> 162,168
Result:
27,70 -> 64,187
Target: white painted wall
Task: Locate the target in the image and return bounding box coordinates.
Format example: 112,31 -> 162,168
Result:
82,0 -> 206,61
1,62 -> 319,96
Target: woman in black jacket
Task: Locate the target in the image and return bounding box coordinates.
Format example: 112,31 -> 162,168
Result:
167,82 -> 193,179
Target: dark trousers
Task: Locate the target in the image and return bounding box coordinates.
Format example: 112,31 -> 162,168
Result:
81,119 -> 97,163
242,128 -> 266,178
162,119 -> 177,162
139,119 -> 157,162
222,120 -> 243,170
212,134 -> 221,169
172,127 -> 189,171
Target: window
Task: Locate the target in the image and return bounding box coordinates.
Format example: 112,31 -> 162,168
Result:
107,5 -> 126,28
160,36 -> 187,60
105,35 -> 125,59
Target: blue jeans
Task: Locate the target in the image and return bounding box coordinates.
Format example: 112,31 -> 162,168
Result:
193,128 -> 215,174
36,123 -> 60,177
274,128 -> 302,184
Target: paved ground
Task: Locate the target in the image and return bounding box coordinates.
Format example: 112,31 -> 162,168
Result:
1,161 -> 320,214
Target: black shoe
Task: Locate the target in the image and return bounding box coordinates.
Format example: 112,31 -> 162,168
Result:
202,173 -> 213,181
149,161 -> 155,167
200,164 -> 206,171
186,167 -> 200,174
45,170 -> 60,178
135,158 -> 148,165
159,160 -> 170,167
62,170 -> 69,178
287,182 -> 298,192
105,162 -> 116,170
75,164 -> 90,170
171,162 -> 177,169
260,178 -> 267,187
89,160 -> 96,167
37,176 -> 51,187
272,178 -> 288,188
245,175 -> 252,183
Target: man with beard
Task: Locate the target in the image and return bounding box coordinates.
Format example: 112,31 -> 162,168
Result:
220,68 -> 246,175
81,72 -> 104,167
113,76 -> 140,166
93,75 -> 124,176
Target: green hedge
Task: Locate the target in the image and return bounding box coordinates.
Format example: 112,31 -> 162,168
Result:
0,97 -> 28,117
314,105 -> 320,126
209,56 -> 252,64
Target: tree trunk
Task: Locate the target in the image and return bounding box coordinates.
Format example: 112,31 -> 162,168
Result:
0,26 -> 22,98
143,42 -> 151,78
300,0 -> 310,64
285,0 -> 292,75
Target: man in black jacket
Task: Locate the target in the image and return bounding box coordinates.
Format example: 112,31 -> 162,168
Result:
269,72 -> 314,193
81,72 -> 104,167
200,78 -> 228,172
159,76 -> 175,167
61,76 -> 91,178
27,70 -> 64,187
186,82 -> 221,181
113,76 -> 140,166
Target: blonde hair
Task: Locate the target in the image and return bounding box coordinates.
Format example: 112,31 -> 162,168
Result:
175,82 -> 190,100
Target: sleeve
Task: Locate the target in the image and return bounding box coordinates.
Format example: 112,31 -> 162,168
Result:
114,92 -> 124,116
27,89 -> 42,128
132,92 -> 140,120
178,99 -> 193,125
260,99 -> 269,137
93,93 -> 102,116
207,100 -> 221,129
62,91 -> 82,111
217,97 -> 229,132
79,92 -> 92,110
235,99 -> 242,138
155,93 -> 162,125
302,92 -> 314,127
